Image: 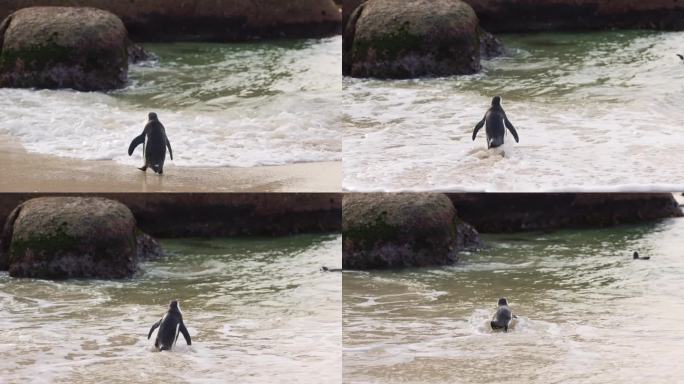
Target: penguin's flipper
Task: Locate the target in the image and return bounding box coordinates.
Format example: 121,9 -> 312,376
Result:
677,54 -> 683,61
148,320 -> 161,339
128,133 -> 145,156
504,117 -> 519,143
166,138 -> 173,161
472,117 -> 485,141
179,322 -> 191,345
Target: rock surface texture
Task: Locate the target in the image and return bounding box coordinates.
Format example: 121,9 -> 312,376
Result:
463,0 -> 684,32
344,0 -> 500,78
343,193 -> 480,269
0,197 -> 161,279
0,0 -> 342,41
447,193 -> 683,232
0,193 -> 342,239
0,7 -> 129,90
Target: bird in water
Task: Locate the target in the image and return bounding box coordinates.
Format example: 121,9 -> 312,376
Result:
491,297 -> 517,332
148,299 -> 192,351
633,251 -> 650,260
472,96 -> 519,149
320,266 -> 342,272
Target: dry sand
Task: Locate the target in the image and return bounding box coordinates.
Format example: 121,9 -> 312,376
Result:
0,135 -> 340,192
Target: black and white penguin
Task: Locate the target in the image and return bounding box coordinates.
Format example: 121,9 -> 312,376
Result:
490,297 -> 516,332
128,112 -> 173,174
472,96 -> 519,149
147,299 -> 191,351
633,251 -> 650,260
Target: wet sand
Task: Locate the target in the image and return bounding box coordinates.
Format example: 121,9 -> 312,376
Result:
0,136 -> 340,192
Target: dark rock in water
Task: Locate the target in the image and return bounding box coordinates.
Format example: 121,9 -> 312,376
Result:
0,197 -> 162,279
0,193 -> 342,239
344,0 -> 503,78
127,41 -> 158,65
447,193 -> 683,233
343,193 -> 481,270
136,232 -> 164,261
0,0 -> 342,42
0,7 -> 129,91
463,0 -> 684,32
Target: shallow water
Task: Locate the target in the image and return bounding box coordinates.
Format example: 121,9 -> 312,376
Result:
0,37 -> 341,167
0,234 -> 341,383
343,216 -> 684,383
343,31 -> 684,191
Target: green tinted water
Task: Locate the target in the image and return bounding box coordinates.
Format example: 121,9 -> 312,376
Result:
344,217 -> 684,383
0,234 -> 341,383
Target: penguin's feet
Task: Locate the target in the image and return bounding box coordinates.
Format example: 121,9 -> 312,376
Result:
138,166 -> 147,172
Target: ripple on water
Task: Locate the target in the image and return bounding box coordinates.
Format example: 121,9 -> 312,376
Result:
343,219 -> 684,383
343,31 -> 684,191
0,234 -> 341,383
0,37 -> 341,168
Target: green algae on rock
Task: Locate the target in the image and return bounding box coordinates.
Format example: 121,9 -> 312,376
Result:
343,193 -> 480,269
0,0 -> 342,42
0,197 -> 161,279
0,7 -> 128,91
345,0 -> 500,78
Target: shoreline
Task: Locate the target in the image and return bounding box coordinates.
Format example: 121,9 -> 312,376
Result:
0,135 -> 340,192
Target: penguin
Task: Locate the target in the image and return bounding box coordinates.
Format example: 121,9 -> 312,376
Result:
490,297 -> 516,332
128,112 -> 173,174
147,299 -> 191,351
472,96 -> 519,149
320,266 -> 343,272
633,251 -> 650,260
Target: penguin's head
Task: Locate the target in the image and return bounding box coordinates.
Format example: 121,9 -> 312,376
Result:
491,96 -> 502,106
633,251 -> 639,259
148,112 -> 158,121
169,299 -> 179,309
497,297 -> 508,306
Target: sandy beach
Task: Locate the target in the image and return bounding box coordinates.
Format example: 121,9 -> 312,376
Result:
0,136 -> 340,192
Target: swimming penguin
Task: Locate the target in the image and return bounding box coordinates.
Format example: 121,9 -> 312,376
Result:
472,96 -> 519,149
320,266 -> 343,272
128,112 -> 173,174
490,297 -> 516,332
147,299 -> 192,351
633,251 -> 650,260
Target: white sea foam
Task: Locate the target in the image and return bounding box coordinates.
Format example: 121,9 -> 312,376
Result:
343,31 -> 684,191
0,235 -> 342,383
0,37 -> 341,168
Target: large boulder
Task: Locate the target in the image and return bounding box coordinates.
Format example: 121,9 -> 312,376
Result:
0,1 -> 342,41
0,193 -> 342,239
0,197 -> 161,279
463,0 -> 684,32
343,193 -> 480,269
447,193 -> 683,232
344,0 -> 501,78
0,7 -> 128,91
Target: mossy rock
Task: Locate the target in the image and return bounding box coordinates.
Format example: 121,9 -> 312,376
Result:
0,7 -> 128,91
343,193 -> 480,269
0,197 -> 151,279
347,0 -> 492,78
0,1 -> 342,41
